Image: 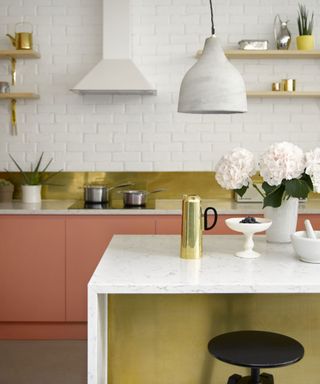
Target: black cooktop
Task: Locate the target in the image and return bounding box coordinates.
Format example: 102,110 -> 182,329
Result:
69,200 -> 156,210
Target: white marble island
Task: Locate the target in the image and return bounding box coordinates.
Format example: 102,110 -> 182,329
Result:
88,234 -> 320,384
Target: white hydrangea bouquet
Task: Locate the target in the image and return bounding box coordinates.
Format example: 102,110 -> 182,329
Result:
215,142 -> 320,208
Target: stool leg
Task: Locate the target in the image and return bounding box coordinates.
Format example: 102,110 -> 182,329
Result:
251,368 -> 260,384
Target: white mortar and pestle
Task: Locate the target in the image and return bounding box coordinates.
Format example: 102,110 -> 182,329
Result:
291,220 -> 320,263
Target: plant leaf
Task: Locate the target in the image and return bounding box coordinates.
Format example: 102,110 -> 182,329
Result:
301,173 -> 313,190
262,183 -> 285,208
9,153 -> 60,186
261,181 -> 279,195
234,185 -> 248,198
41,169 -> 63,185
34,152 -> 44,173
41,158 -> 53,173
285,178 -> 312,199
9,154 -> 30,184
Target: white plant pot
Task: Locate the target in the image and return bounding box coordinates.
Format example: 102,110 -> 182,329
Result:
264,198 -> 299,243
21,185 -> 42,203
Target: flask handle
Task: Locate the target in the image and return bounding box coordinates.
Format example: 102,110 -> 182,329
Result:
204,207 -> 218,230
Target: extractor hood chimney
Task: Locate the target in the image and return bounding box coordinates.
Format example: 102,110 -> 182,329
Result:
71,0 -> 156,95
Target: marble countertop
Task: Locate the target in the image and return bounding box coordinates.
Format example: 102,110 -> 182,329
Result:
89,235 -> 320,294
0,198 -> 319,215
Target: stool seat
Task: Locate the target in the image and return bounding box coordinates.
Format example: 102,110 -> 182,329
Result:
208,330 -> 304,369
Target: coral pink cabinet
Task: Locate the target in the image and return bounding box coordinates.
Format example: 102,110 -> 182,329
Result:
65,216 -> 156,321
0,216 -> 65,322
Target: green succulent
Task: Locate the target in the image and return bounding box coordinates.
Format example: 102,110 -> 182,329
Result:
297,3 -> 314,35
8,153 -> 62,186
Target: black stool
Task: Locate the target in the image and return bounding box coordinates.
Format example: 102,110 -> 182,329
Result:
208,330 -> 304,384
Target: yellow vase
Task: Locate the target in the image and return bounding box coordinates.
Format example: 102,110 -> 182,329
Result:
296,35 -> 315,50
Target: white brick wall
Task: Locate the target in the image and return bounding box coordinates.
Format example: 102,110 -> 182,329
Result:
1,0 -> 320,171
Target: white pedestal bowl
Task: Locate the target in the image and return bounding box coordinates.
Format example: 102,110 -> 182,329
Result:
225,217 -> 272,259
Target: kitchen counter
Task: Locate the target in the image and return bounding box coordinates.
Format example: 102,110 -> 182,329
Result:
88,234 -> 320,384
0,198 -> 319,215
0,200 -> 76,214
89,235 -> 320,294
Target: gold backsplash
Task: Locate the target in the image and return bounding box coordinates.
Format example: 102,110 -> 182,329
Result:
0,172 -> 233,200
1,171 -> 319,201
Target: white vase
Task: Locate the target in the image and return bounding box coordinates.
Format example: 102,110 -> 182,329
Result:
22,185 -> 42,203
264,198 -> 299,243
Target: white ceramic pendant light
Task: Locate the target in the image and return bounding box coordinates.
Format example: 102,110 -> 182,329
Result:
178,0 -> 247,114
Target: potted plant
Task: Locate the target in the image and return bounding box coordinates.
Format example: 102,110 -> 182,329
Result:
296,3 -> 314,50
215,142 -> 320,243
0,179 -> 14,202
9,153 -> 62,203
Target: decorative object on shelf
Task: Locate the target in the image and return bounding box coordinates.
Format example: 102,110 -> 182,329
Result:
281,78 -> 296,91
292,230 -> 320,263
274,15 -> 292,50
215,143 -> 320,243
296,4 -> 314,51
272,82 -> 281,91
178,0 -> 247,114
0,81 -> 9,94
225,217 -> 272,259
272,79 -> 296,92
8,153 -> 62,203
6,22 -> 33,50
238,40 -> 269,51
180,195 -> 218,259
0,179 -> 14,202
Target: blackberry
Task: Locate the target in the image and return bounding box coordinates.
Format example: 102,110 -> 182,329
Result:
240,217 -> 259,224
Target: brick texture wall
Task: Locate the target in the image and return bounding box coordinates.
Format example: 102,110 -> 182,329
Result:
1,0 -> 320,171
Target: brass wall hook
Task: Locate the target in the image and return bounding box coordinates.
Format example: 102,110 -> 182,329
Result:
11,58 -> 16,86
11,99 -> 17,135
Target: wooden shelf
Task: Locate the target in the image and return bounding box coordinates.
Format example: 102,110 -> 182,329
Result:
0,50 -> 40,59
226,50 -> 320,59
196,49 -> 320,59
0,93 -> 39,99
247,91 -> 320,98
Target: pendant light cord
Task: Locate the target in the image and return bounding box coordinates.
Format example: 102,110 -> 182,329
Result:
209,0 -> 215,35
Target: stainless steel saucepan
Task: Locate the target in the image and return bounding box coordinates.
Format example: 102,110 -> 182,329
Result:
84,182 -> 133,204
121,189 -> 165,207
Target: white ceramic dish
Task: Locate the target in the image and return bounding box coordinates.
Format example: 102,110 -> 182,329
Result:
291,231 -> 320,263
225,217 -> 272,259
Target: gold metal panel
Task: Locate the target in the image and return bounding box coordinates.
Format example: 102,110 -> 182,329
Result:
1,171 -> 319,202
109,294 -> 319,384
0,172 -> 233,200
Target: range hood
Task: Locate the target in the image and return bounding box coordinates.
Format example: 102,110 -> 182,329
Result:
71,0 -> 156,95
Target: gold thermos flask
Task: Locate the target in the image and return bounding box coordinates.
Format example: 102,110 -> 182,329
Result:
180,195 -> 218,259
